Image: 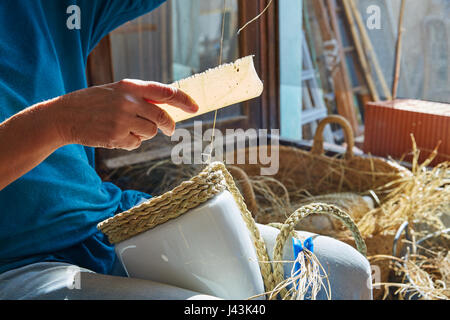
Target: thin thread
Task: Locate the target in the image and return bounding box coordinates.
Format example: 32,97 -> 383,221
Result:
207,0 -> 227,164
237,0 -> 274,35
218,0 -> 226,65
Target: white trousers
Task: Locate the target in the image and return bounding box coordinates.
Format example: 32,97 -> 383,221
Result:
0,224 -> 372,300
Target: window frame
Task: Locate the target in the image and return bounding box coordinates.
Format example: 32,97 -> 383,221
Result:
87,0 -> 281,171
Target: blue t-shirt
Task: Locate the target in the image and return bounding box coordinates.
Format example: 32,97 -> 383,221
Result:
0,0 -> 165,275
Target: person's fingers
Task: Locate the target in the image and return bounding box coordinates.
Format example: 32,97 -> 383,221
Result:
118,79 -> 199,114
120,133 -> 142,151
135,102 -> 175,136
128,116 -> 159,140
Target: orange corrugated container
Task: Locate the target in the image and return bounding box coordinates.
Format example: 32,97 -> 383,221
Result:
363,99 -> 450,166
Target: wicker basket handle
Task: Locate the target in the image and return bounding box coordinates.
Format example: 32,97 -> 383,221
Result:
310,115 -> 355,159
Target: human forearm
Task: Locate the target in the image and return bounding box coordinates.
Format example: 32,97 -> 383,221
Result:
0,80 -> 198,191
0,98 -> 64,190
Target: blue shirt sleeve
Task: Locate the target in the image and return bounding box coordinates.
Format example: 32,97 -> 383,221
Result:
79,0 -> 166,54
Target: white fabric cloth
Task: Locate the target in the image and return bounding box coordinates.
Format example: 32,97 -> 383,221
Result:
0,224 -> 372,300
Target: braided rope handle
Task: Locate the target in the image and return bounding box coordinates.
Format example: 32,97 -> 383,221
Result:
310,115 -> 355,159
271,203 -> 367,299
98,167 -> 227,244
210,162 -> 278,293
227,165 -> 259,217
215,163 -> 367,299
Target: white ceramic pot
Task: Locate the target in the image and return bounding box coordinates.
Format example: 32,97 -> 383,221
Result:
115,190 -> 265,300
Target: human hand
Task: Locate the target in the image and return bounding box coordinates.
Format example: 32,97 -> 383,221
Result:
52,79 -> 198,150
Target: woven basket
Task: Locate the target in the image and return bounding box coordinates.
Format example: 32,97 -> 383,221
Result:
225,115 -> 412,298
228,115 -> 409,201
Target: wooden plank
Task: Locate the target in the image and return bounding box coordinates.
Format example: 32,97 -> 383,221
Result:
332,2 -> 368,102
312,0 -> 360,135
258,0 -> 280,130
238,0 -> 281,131
348,0 -> 392,100
392,0 -> 407,99
238,0 -> 263,129
86,35 -> 114,86
343,46 -> 355,53
341,0 -> 380,102
328,0 -> 364,131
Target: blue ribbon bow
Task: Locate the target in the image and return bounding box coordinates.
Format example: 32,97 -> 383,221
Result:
292,237 -> 314,288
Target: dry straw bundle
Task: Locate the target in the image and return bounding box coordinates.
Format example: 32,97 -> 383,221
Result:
226,116 -> 449,299
371,227 -> 450,300
230,116 -> 450,298
102,159 -> 202,196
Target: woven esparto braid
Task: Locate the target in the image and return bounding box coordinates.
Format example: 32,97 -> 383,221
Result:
209,162 -> 277,293
98,165 -> 227,244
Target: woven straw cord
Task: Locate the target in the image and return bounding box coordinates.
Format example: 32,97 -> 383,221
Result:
97,162 -> 366,299
98,165 -> 227,244
269,203 -> 367,298
208,162 -> 278,294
